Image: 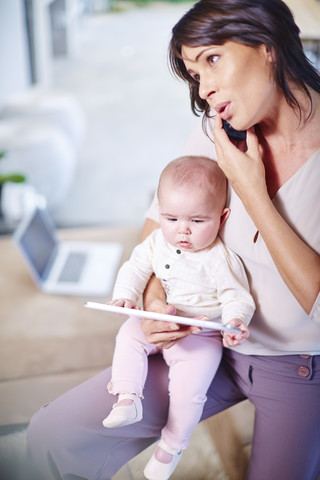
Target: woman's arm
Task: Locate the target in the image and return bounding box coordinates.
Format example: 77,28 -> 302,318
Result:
140,218 -> 199,348
213,117 -> 320,314
141,218 -> 160,242
250,199 -> 320,313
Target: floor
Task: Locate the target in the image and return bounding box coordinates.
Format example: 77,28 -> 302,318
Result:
0,420 -> 228,480
50,2 -> 197,229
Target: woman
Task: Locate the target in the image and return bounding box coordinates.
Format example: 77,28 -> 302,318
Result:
27,1 -> 320,479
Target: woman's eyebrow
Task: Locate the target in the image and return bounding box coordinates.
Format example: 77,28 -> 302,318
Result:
183,46 -> 215,64
196,47 -> 213,61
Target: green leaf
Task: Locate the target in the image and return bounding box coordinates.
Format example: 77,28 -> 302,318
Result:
0,173 -> 26,184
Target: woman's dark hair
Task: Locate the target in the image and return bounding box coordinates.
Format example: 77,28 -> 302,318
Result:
169,0 -> 320,120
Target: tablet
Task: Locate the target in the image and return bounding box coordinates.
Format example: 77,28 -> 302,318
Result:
84,302 -> 242,333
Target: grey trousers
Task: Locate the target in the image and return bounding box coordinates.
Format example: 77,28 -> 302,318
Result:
27,349 -> 320,480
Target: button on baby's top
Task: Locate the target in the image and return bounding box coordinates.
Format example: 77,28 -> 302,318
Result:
165,249 -> 182,270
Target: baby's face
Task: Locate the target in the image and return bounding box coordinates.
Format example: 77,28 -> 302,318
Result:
158,183 -> 225,252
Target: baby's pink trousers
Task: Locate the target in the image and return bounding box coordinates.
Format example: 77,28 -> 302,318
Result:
107,316 -> 222,450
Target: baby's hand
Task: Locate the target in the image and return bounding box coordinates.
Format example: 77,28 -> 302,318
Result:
222,318 -> 249,347
106,298 -> 140,310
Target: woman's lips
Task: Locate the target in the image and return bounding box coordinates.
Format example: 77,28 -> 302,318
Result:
214,102 -> 231,120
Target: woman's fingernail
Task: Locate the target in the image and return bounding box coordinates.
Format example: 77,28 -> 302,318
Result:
192,328 -> 202,334
170,324 -> 180,331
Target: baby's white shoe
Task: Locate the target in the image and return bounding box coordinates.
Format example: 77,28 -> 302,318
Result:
102,393 -> 143,428
144,439 -> 182,480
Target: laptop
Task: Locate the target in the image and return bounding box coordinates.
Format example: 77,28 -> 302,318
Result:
13,207 -> 123,296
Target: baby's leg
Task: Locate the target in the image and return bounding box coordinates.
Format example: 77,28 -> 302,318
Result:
108,316 -> 159,396
144,333 -> 222,480
104,317 -> 159,428
162,333 -> 222,450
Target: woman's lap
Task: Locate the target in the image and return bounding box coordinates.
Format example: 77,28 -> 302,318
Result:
27,350 -> 320,480
245,354 -> 320,480
203,350 -> 320,480
27,355 -> 170,480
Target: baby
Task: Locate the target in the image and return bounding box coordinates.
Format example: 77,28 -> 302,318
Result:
103,155 -> 255,480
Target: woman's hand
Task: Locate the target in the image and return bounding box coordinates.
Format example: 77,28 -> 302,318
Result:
222,318 -> 250,348
214,115 -> 320,314
213,115 -> 268,210
141,301 -> 201,349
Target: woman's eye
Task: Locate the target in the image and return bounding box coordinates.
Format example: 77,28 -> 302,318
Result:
208,55 -> 219,66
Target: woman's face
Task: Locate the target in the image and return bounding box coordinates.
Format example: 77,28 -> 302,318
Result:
182,41 -> 276,131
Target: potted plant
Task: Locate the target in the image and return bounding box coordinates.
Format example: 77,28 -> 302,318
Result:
0,151 -> 27,221
0,151 -> 26,186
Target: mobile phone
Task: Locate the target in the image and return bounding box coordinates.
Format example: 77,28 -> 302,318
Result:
222,120 -> 246,142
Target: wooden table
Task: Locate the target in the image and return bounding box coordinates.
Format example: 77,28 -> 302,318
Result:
0,224 -> 141,381
0,225 -> 141,425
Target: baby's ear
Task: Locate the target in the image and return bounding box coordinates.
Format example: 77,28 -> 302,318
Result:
220,207 -> 230,228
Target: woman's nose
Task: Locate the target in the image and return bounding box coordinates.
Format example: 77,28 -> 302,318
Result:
199,74 -> 216,101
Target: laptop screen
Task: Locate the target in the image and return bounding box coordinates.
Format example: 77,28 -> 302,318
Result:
18,209 -> 57,280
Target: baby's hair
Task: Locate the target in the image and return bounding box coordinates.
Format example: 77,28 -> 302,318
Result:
158,155 -> 227,202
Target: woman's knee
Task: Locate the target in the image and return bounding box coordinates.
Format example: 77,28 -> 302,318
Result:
26,405 -> 65,480
27,401 -> 77,462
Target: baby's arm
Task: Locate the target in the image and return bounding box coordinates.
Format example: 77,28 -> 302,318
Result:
110,233 -> 156,305
222,318 -> 249,347
215,248 -> 255,328
107,298 -> 141,310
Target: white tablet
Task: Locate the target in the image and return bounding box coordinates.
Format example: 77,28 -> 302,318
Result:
84,302 -> 242,333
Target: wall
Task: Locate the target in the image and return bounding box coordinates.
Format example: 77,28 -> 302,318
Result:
0,0 -> 31,106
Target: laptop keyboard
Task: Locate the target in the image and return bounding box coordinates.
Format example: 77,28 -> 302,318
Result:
58,252 -> 87,283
